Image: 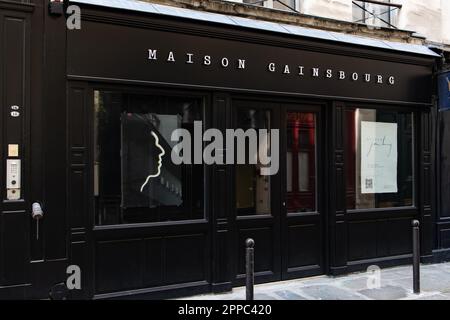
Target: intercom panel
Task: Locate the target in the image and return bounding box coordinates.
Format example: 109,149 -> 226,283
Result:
6,159 -> 21,189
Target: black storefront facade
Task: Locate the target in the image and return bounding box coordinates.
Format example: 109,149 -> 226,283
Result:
0,0 -> 445,299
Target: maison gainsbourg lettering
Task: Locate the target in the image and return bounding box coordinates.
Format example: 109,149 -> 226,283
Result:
147,49 -> 396,85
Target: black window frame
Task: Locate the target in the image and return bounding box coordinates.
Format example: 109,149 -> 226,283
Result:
343,103 -> 419,215
91,85 -> 212,228
352,0 -> 398,29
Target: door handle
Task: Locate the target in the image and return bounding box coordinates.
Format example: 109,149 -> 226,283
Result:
32,202 -> 44,220
31,202 -> 44,240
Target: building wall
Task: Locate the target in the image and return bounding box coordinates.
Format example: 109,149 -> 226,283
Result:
443,0 -> 450,45
145,0 -> 424,44
226,0 -> 449,46
297,0 -> 449,46
396,0 -> 449,46
300,0 -> 351,21
146,0 -> 449,47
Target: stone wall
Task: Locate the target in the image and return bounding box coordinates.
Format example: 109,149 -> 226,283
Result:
140,0 -> 449,48
142,0 -> 424,44
396,0 -> 449,46
300,0 -> 352,22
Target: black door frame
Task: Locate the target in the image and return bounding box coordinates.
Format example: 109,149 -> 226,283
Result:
67,81 -> 215,299
229,95 -> 328,286
230,98 -> 282,285
329,100 -> 427,276
280,102 -> 326,280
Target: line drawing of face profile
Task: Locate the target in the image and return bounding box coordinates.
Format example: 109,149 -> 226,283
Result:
140,130 -> 166,193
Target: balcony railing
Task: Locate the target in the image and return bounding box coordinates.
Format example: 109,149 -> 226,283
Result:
229,0 -> 402,29
352,0 -> 402,29
241,0 -> 300,13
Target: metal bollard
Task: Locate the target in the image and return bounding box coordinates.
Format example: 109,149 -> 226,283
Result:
245,238 -> 255,300
412,220 -> 420,294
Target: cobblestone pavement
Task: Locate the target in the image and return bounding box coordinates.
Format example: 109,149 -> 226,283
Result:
181,262 -> 450,300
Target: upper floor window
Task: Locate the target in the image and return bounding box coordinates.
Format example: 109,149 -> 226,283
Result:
241,0 -> 300,12
352,0 -> 400,29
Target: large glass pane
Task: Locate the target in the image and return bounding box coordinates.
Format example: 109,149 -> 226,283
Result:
352,0 -> 395,28
243,0 -> 298,12
94,91 -> 204,225
286,112 -> 316,213
345,108 -> 414,209
273,0 -> 297,11
243,0 -> 264,7
365,1 -> 391,28
235,108 -> 272,216
352,1 -> 365,24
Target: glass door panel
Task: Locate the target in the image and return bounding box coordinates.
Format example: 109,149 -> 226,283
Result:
286,112 -> 317,213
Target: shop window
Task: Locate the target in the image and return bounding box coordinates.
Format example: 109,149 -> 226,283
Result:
345,108 -> 414,210
94,91 -> 204,225
235,108 -> 272,216
286,112 -> 316,213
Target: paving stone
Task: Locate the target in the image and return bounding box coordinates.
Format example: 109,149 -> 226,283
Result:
358,285 -> 407,300
340,277 -> 371,290
299,285 -> 366,300
425,264 -> 450,272
422,275 -> 450,292
393,274 -> 450,293
179,262 -> 450,300
390,269 -> 413,279
424,269 -> 450,280
341,276 -> 393,291
296,276 -> 335,286
380,270 -> 411,280
389,277 -> 414,291
254,293 -> 277,300
274,290 -> 307,300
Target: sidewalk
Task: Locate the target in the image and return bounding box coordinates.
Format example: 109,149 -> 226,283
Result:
181,262 -> 450,300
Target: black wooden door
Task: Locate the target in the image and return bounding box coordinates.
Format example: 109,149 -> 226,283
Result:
232,99 -> 282,285
280,104 -> 325,279
0,1 -> 71,299
0,6 -> 31,299
231,99 -> 325,285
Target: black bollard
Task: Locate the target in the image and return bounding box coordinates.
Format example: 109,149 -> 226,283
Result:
245,238 -> 255,300
412,220 -> 420,294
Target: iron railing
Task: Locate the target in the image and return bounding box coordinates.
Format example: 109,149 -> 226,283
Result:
244,0 -> 300,13
352,0 -> 402,29
240,0 -> 402,29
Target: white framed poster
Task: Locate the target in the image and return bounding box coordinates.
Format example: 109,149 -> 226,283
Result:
361,121 -> 398,194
